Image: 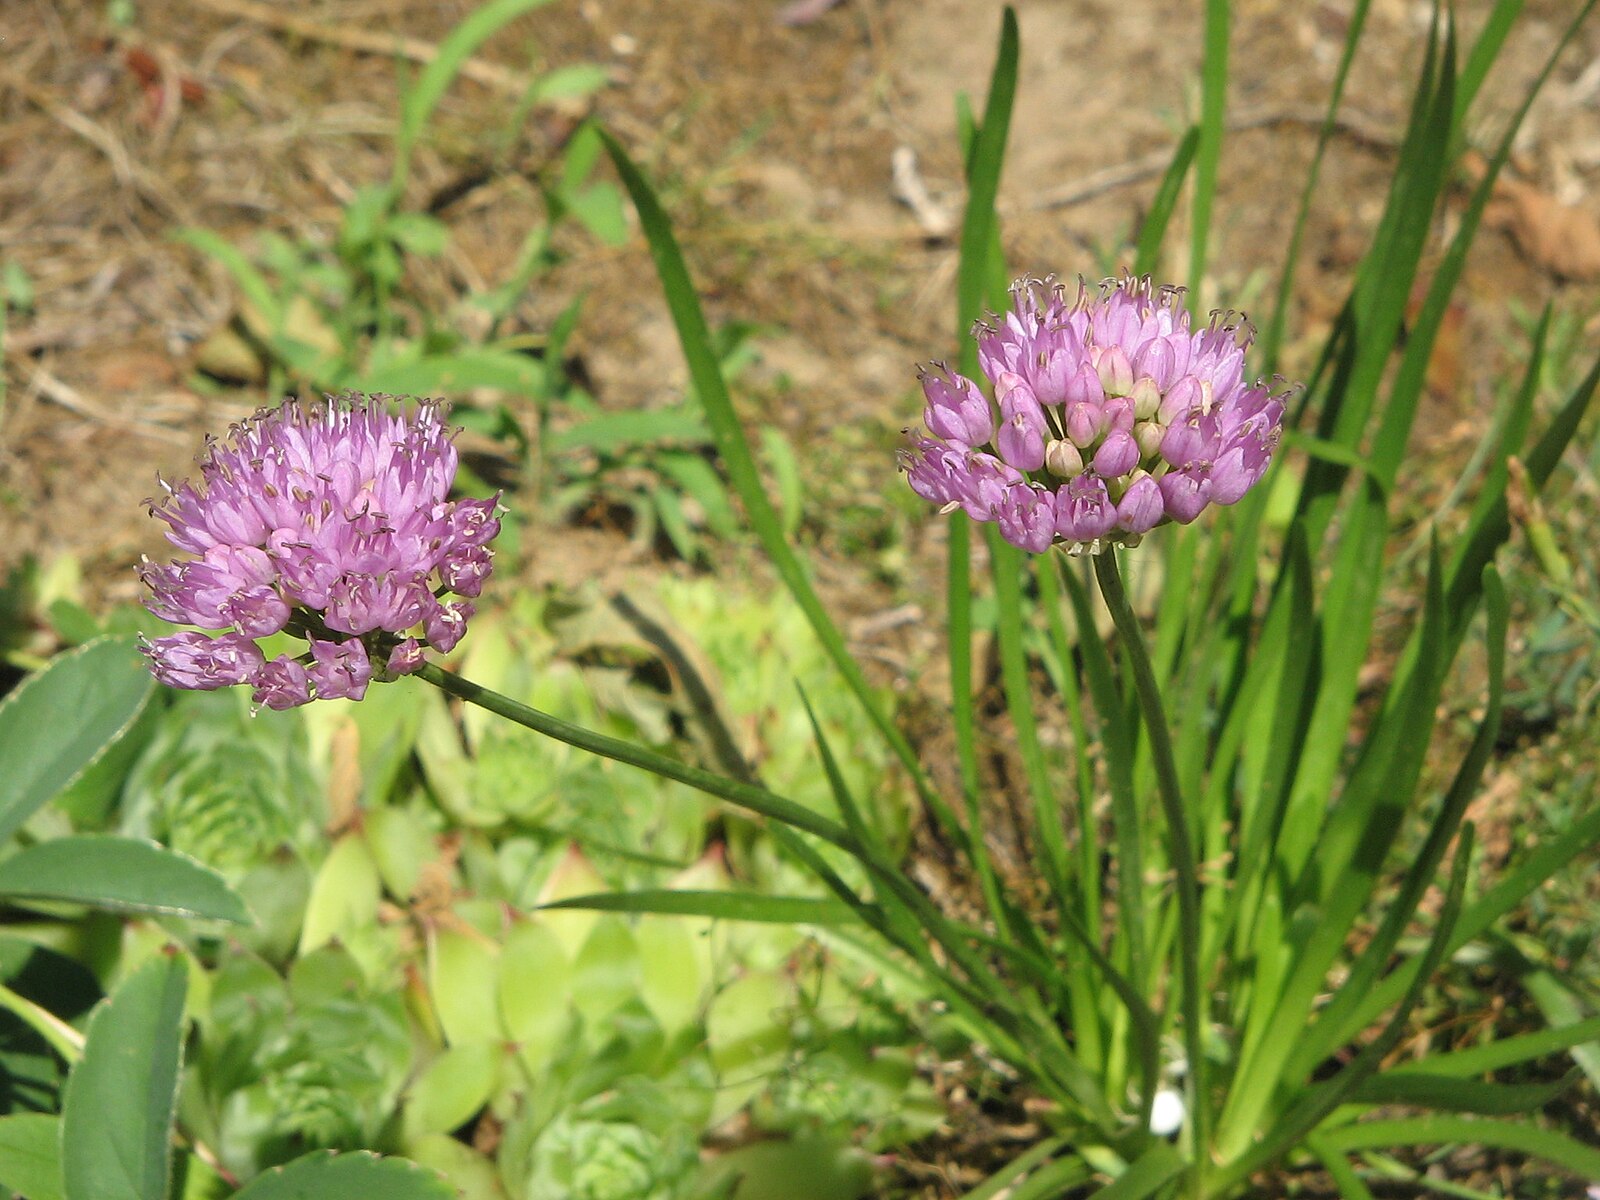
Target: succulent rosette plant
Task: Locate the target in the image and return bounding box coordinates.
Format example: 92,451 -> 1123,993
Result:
138,393 -> 500,709
901,274 -> 1291,553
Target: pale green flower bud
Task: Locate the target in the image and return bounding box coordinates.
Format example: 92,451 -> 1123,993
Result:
1134,419 -> 1165,461
1045,438 -> 1085,478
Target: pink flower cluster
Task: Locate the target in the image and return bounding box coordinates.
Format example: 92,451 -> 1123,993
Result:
139,394 -> 499,709
901,275 -> 1289,553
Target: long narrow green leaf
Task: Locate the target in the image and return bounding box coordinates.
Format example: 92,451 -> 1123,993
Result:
1293,12 -> 1452,552
540,889 -> 862,924
1316,1117 -> 1600,1179
391,0 -> 555,192
1216,827 -> 1474,1180
947,9 -> 1021,929
171,228 -> 282,327
61,955 -> 187,1200
1220,540 -> 1451,1155
1347,1069 -> 1579,1115
1058,558 -> 1146,994
1261,0 -> 1371,373
956,7 -> 1019,366
1187,0 -> 1229,313
988,531 -> 1072,906
956,1137 -> 1070,1200
1095,1142 -> 1186,1200
1288,565 -> 1506,1074
1307,1136 -> 1376,1200
1133,127 -> 1198,278
1348,806 -> 1600,1033
1386,1015 -> 1600,1079
599,130 -> 967,850
1455,0 -> 1525,121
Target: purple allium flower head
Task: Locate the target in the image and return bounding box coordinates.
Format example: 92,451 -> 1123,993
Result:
139,394 -> 501,708
901,274 -> 1292,554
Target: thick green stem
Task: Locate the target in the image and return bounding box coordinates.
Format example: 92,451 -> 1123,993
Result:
1093,551 -> 1208,1190
0,981 -> 83,1063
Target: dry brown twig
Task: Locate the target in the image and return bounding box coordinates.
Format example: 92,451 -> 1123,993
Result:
0,68 -> 197,226
6,360 -> 190,446
1025,105 -> 1397,212
189,0 -> 533,97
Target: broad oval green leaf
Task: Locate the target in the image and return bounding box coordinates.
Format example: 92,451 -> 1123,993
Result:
428,924 -> 501,1047
0,1113 -> 63,1200
0,637 -> 154,844
0,835 -> 249,923
232,1151 -> 454,1200
498,919 -> 571,1076
401,1041 -> 501,1140
61,954 -> 187,1200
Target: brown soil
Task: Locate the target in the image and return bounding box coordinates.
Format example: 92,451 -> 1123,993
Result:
5,0 -> 1599,604
4,0 -> 1600,1193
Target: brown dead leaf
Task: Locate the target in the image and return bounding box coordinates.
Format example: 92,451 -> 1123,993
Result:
1466,151 -> 1600,282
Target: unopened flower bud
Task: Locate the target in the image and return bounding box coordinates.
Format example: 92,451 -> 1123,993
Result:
1093,430 -> 1140,478
1102,395 -> 1135,433
1134,419 -> 1165,460
1063,363 -> 1105,409
1130,376 -> 1161,421
1097,345 -> 1134,396
1066,401 -> 1102,448
1045,438 -> 1084,478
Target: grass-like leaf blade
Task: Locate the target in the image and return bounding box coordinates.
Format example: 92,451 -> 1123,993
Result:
598,129 -> 968,849
540,889 -> 863,925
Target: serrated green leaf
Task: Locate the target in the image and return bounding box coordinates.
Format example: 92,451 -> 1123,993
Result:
0,1113 -> 63,1200
61,955 -> 187,1200
0,835 -> 248,922
232,1151 -> 454,1200
0,637 -> 154,844
402,1134 -> 507,1200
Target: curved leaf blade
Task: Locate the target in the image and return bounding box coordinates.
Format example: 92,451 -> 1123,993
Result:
0,1113 -> 63,1200
61,954 -> 187,1200
541,889 -> 863,925
233,1150 -> 454,1200
0,638 -> 154,844
0,835 -> 249,923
